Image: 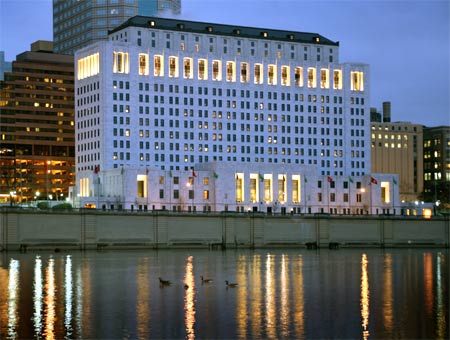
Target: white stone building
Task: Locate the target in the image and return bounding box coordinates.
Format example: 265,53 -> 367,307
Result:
75,162 -> 401,215
73,16 -> 386,213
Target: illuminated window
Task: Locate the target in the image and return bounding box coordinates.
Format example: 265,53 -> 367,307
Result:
169,56 -> 178,77
268,64 -> 277,85
249,174 -> 259,203
198,59 -> 207,80
184,58 -> 193,79
263,175 -> 272,202
138,53 -> 149,75
278,174 -> 286,202
235,173 -> 244,202
294,67 -> 303,86
281,65 -> 290,86
113,51 -> 129,74
351,71 -> 364,91
254,63 -> 263,84
240,62 -> 249,83
203,190 -> 210,200
212,60 -> 222,81
292,175 -> 300,203
381,182 -> 390,203
333,69 -> 342,89
78,53 -> 100,80
154,55 -> 163,76
226,61 -> 235,82
307,67 -> 316,88
320,68 -> 329,89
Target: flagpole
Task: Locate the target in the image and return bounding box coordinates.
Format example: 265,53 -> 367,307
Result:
348,178 -> 351,214
327,178 -> 329,213
304,176 -> 306,214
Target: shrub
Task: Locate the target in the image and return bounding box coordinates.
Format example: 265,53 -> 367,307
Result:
52,203 -> 72,210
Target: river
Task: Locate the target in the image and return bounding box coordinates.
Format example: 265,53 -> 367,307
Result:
0,248 -> 448,339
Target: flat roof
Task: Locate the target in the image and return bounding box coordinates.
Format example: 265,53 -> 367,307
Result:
109,15 -> 339,46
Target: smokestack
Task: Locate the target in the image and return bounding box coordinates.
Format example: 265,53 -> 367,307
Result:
382,101 -> 391,122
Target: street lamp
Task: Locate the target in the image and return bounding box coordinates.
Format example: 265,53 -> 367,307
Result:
186,182 -> 192,212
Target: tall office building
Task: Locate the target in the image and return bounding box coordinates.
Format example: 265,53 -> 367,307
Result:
370,121 -> 423,202
0,41 -> 75,204
75,16 -> 370,176
0,51 -> 12,80
423,126 -> 450,203
53,0 -> 181,55
72,16 -> 380,212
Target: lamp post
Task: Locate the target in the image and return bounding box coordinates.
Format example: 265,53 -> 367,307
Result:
186,182 -> 193,212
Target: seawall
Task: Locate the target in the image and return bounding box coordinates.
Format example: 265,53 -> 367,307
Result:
1,209 -> 449,251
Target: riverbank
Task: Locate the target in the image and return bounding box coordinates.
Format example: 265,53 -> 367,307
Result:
1,208 -> 449,251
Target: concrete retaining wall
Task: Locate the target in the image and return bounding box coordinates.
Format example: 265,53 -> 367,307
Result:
0,209 -> 448,251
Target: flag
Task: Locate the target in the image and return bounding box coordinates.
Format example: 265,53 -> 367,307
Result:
213,172 -> 218,179
370,177 -> 377,185
169,170 -> 173,178
146,167 -> 149,175
327,176 -> 333,183
191,167 -> 197,177
393,178 -> 397,185
349,176 -> 354,183
259,173 -> 264,181
304,176 -> 308,183
282,175 -> 286,183
94,165 -> 99,174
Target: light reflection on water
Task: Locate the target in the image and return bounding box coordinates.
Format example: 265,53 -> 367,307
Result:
0,249 -> 448,339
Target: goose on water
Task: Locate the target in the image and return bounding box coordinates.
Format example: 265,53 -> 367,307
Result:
201,276 -> 213,283
225,280 -> 238,288
159,277 -> 171,285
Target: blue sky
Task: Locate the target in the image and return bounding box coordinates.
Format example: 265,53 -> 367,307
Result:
1,0 -> 449,126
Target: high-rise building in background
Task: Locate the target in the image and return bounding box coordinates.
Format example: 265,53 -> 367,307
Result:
370,101 -> 424,202
0,51 -> 12,80
53,0 -> 181,55
423,126 -> 450,204
370,121 -> 423,202
0,41 -> 75,204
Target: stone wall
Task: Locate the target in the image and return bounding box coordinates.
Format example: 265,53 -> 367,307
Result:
0,209 -> 448,251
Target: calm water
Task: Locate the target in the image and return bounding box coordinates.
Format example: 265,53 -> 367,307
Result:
0,248 -> 448,340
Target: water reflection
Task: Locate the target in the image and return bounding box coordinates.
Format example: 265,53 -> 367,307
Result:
236,255 -> 247,339
33,256 -> 43,337
8,259 -> 19,340
382,253 -> 393,335
136,257 -> 150,340
44,257 -> 56,340
64,255 -> 73,338
265,254 -> 276,339
184,255 -> 195,340
0,249 -> 447,340
360,253 -> 370,340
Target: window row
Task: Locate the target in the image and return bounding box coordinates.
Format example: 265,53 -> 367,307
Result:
108,52 -> 365,91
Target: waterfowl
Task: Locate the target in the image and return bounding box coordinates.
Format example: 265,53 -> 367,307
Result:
159,277 -> 171,285
225,280 -> 238,288
201,276 -> 213,283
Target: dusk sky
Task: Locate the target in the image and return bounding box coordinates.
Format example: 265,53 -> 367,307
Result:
1,0 -> 449,126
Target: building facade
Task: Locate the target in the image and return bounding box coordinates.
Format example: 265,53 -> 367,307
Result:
75,163 -> 401,216
371,121 -> 424,202
0,41 -> 75,204
53,0 -> 181,55
423,126 -> 450,204
74,16 -> 377,212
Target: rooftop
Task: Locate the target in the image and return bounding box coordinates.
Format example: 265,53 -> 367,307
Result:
109,15 -> 339,46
